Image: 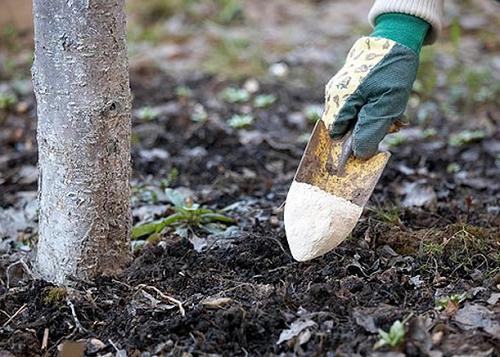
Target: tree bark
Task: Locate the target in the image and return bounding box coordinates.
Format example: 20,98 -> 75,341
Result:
32,0 -> 132,284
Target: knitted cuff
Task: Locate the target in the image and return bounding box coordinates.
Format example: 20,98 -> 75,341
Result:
371,13 -> 430,53
368,0 -> 443,44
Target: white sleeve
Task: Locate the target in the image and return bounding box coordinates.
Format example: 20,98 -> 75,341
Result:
368,0 -> 444,44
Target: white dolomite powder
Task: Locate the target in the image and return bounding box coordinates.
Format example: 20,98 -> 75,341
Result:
284,181 -> 363,261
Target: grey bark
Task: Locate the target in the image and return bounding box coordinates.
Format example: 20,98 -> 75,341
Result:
32,0 -> 132,284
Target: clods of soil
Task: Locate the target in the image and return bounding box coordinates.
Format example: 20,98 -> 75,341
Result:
0,70 -> 499,356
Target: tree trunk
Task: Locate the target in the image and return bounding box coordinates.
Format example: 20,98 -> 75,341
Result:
32,0 -> 132,284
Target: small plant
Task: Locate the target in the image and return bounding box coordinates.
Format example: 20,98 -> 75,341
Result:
132,188 -> 235,240
421,241 -> 445,257
422,128 -> 437,138
446,162 -> 461,174
191,103 -> 208,123
304,104 -> 322,123
175,85 -> 193,98
136,106 -> 158,121
385,132 -> 406,147
435,293 -> 467,312
159,168 -> 179,189
254,94 -> 276,108
43,287 -> 67,305
221,87 -> 250,103
0,93 -> 17,110
228,114 -> 254,129
132,184 -> 160,204
373,320 -> 405,350
448,130 -> 486,147
298,132 -> 311,143
368,206 -> 401,225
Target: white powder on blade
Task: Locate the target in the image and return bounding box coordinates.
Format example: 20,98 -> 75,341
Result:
284,181 -> 363,261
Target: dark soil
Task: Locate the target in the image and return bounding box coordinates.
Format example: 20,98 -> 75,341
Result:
0,68 -> 499,356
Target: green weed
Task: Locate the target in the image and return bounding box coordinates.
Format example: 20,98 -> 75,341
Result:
254,94 -> 276,108
385,133 -> 406,148
448,130 -> 486,147
221,87 -> 250,103
228,114 -> 253,129
175,85 -> 193,98
159,168 -> 179,189
298,133 -> 311,143
132,188 -> 235,239
0,93 -> 17,110
136,106 -> 159,121
421,241 -> 445,257
304,104 -> 322,123
191,104 -> 208,123
368,206 -> 402,225
446,163 -> 461,174
435,293 -> 467,311
422,128 -> 437,138
374,320 -> 405,350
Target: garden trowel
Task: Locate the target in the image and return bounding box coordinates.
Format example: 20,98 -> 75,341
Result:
284,119 -> 395,261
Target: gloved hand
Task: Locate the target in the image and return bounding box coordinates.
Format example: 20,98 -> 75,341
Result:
323,13 -> 430,158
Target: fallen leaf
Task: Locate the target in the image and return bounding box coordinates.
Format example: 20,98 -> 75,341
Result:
407,317 -> 441,357
85,338 -> 106,354
276,318 -> 316,345
353,305 -> 401,333
201,297 -> 233,309
353,310 -> 378,333
487,293 -> 500,306
401,182 -> 437,207
454,303 -> 500,337
297,329 -> 312,345
188,234 -> 207,253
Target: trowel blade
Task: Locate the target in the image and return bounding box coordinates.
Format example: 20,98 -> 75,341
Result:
294,120 -> 390,207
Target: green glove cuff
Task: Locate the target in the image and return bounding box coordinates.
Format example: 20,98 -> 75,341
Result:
370,13 -> 431,54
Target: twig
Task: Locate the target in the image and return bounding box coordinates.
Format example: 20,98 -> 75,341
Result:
66,299 -> 86,333
2,303 -> 27,327
266,236 -> 292,259
109,339 -> 128,357
112,279 -> 132,289
135,284 -> 185,316
6,259 -> 35,288
402,312 -> 415,325
0,310 -> 10,319
241,347 -> 249,357
41,328 -> 49,351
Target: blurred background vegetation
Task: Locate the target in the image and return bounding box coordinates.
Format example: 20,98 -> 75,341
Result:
1,0 -> 499,128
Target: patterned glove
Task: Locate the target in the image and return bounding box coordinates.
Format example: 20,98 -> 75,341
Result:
324,13 -> 430,158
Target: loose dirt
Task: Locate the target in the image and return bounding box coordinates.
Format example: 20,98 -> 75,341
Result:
0,71 -> 498,356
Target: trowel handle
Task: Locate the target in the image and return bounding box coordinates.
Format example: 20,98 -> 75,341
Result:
337,131 -> 353,176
